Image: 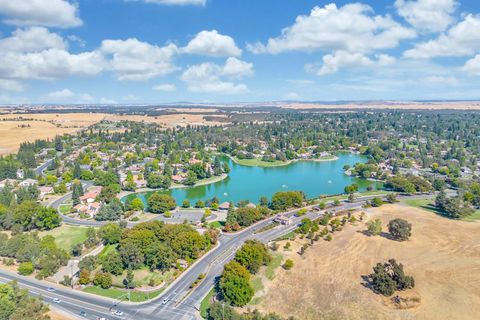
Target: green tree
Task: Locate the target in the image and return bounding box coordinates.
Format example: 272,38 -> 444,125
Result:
388,219 -> 412,241
219,261 -> 254,307
128,198 -> 144,211
98,223 -> 122,244
102,251 -> 124,275
182,199 -> 190,208
368,259 -> 414,296
147,193 -> 176,214
93,271 -> 112,289
366,219 -> 382,236
234,240 -> 271,274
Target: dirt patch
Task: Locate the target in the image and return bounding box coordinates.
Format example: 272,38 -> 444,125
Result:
255,204 -> 480,320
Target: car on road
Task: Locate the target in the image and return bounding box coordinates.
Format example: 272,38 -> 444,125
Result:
162,297 -> 169,305
47,287 -> 55,292
80,311 -> 87,317
53,298 -> 61,303
112,310 -> 124,316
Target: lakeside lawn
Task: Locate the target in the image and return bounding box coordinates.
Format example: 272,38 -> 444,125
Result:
40,225 -> 88,251
315,190 -> 392,204
401,197 -> 480,222
232,157 -> 289,167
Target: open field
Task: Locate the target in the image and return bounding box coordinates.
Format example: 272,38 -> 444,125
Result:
253,204 -> 480,320
104,113 -> 228,128
40,225 -> 89,252
0,112 -> 228,155
0,113 -> 108,155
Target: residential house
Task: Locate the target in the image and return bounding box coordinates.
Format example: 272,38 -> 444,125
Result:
74,202 -> 101,218
19,178 -> 37,187
38,186 -> 54,199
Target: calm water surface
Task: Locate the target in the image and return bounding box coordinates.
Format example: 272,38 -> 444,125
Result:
124,153 -> 380,205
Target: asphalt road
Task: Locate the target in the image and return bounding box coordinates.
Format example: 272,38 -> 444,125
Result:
5,192 -> 432,320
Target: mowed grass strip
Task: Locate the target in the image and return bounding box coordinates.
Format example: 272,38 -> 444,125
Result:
83,286 -> 163,302
40,225 -> 89,251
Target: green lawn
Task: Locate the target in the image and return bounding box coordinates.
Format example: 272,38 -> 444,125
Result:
200,288 -> 215,319
316,190 -> 392,204
40,225 -> 88,251
232,157 -> 289,167
98,244 -> 118,259
59,204 -> 72,214
401,198 -> 480,222
264,252 -> 283,280
83,286 -> 163,302
209,221 -> 225,229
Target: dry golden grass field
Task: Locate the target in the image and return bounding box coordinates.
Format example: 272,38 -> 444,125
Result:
104,113 -> 228,128
254,204 -> 480,320
0,112 -> 227,155
0,113 -> 108,155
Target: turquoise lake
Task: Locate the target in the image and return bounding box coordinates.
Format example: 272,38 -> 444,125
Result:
123,153 -> 380,206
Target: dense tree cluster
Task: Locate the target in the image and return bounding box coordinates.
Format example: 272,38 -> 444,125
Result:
367,259 -> 415,296
0,233 -> 68,279
270,191 -> 305,211
0,281 -> 51,320
385,175 -> 432,194
224,206 -> 272,231
147,193 -> 176,214
218,241 -> 271,306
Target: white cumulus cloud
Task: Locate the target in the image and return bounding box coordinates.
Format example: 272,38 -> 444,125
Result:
248,3 -> 416,54
100,38 -> 179,81
395,0 -> 458,33
0,0 -> 82,28
183,30 -> 241,57
404,14 -> 480,58
463,55 -> 480,75
181,57 -> 253,94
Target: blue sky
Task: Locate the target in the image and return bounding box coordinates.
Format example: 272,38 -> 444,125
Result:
0,0 -> 480,104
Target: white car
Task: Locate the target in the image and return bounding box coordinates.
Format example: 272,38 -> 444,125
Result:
112,310 -> 124,316
47,287 -> 55,292
53,298 -> 61,303
162,298 -> 169,305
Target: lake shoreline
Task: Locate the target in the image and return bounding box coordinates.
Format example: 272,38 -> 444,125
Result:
227,153 -> 339,168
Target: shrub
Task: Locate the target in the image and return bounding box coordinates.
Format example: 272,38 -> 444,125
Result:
283,259 -> 294,270
18,262 -> 34,276
366,219 -> 382,236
